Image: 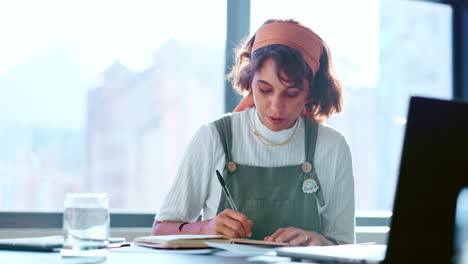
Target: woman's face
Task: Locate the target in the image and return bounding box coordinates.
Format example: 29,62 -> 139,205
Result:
251,59 -> 309,131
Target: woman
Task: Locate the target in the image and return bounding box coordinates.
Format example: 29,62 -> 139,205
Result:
152,18 -> 355,246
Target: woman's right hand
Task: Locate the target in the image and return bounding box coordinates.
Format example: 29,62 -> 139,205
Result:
201,209 -> 253,238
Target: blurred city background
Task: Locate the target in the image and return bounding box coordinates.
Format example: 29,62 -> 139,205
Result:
0,0 -> 451,213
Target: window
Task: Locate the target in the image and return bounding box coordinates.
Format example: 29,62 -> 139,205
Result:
251,0 -> 452,211
0,0 -> 226,212
0,0 -> 453,216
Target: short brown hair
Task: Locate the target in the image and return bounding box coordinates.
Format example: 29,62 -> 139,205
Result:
227,19 -> 343,119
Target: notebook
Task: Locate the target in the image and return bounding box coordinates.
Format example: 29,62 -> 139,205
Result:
133,235 -> 288,249
277,96 -> 468,263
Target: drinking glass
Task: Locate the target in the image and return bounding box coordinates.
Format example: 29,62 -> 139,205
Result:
62,193 -> 109,257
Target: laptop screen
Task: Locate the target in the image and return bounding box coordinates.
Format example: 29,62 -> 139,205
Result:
385,96 -> 468,263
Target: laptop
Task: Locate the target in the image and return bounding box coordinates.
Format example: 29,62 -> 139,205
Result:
277,96 -> 468,263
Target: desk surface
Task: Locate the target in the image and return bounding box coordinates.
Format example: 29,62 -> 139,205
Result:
0,245 -> 257,264
0,252 -> 250,264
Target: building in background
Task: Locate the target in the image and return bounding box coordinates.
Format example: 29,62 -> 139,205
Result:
86,39 -> 223,211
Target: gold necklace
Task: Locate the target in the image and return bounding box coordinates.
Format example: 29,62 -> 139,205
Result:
251,111 -> 299,146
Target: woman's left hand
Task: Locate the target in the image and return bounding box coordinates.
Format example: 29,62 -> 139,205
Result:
264,227 -> 335,246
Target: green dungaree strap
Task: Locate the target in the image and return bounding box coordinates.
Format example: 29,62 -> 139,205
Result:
213,114 -> 325,240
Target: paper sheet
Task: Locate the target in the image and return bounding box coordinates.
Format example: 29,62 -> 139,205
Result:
205,242 -> 276,257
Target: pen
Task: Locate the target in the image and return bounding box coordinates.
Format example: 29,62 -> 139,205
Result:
216,170 -> 238,211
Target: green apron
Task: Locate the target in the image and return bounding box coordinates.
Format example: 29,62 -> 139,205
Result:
214,114 -> 325,240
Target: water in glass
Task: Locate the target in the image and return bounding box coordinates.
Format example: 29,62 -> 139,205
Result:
63,193 -> 109,257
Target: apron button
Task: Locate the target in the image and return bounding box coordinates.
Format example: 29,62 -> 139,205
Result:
227,161 -> 237,172
302,162 -> 313,173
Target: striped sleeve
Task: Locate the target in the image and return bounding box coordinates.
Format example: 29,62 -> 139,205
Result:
155,124 -> 215,222
320,134 -> 356,243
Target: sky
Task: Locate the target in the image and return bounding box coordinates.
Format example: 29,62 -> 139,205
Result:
0,0 -> 227,127
0,0 -> 227,77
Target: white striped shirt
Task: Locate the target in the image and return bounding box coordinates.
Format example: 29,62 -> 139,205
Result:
155,107 -> 355,243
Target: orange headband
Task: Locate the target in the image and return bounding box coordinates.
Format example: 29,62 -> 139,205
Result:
252,22 -> 323,75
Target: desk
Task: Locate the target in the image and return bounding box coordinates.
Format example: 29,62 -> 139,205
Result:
0,251 -> 250,264
0,245 -> 254,264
